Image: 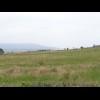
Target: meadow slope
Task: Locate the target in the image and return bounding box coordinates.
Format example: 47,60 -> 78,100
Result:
0,47 -> 100,87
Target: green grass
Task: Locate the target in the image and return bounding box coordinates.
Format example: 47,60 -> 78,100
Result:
0,47 -> 100,86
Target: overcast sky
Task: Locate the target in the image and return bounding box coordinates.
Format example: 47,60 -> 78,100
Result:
0,12 -> 100,49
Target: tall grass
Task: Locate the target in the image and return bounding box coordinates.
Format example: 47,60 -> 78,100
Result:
0,47 -> 100,86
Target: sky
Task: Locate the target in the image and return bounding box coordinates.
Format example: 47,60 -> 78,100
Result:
0,12 -> 100,49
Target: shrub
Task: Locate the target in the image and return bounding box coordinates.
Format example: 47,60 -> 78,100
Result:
93,44 -> 96,48
0,48 -> 4,54
67,48 -> 69,50
80,46 -> 84,49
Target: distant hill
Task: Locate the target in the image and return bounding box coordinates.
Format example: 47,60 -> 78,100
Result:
0,43 -> 60,52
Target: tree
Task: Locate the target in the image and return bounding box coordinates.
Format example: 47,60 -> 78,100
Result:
80,46 -> 84,49
93,44 -> 96,48
0,48 -> 4,54
67,48 -> 69,50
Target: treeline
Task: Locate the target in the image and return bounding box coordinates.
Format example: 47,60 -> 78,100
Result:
0,44 -> 99,54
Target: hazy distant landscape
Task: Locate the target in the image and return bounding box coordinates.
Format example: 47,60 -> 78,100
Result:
0,43 -> 60,52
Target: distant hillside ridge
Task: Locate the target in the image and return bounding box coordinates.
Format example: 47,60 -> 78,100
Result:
0,43 -> 60,52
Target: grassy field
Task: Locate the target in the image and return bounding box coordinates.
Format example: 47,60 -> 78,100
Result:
0,47 -> 100,87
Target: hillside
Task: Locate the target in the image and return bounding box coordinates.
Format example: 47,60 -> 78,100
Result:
0,47 -> 100,86
0,43 -> 59,52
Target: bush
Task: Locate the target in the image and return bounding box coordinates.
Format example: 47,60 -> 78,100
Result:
0,48 -> 4,54
67,48 -> 69,50
80,46 -> 84,49
93,44 -> 96,48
